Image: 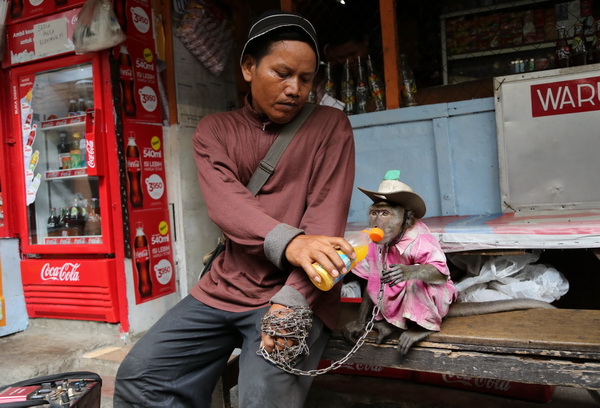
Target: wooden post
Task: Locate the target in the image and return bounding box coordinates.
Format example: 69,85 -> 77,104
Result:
157,0 -> 177,124
379,0 -> 400,110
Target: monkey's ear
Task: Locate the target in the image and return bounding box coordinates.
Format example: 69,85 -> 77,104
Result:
405,210 -> 416,228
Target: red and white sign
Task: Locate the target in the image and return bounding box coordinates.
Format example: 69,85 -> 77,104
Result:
20,258 -> 120,322
531,75 -> 600,117
124,122 -> 167,210
5,8 -> 80,66
129,208 -> 176,304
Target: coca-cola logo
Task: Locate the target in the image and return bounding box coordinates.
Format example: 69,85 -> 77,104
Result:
41,262 -> 81,282
120,67 -> 134,80
138,86 -> 158,112
131,7 -> 150,33
154,259 -> 173,285
441,375 -> 511,391
127,157 -> 141,171
145,174 -> 164,199
86,139 -> 95,168
135,247 -> 149,262
338,363 -> 385,373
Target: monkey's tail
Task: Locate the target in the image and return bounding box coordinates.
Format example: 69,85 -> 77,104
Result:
447,299 -> 555,318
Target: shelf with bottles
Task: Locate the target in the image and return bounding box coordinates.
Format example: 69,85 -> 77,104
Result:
440,0 -> 597,84
42,196 -> 103,245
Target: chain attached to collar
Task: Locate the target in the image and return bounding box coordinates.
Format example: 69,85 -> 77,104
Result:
258,283 -> 385,376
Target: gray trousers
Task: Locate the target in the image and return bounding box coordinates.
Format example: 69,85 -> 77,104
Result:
113,295 -> 330,408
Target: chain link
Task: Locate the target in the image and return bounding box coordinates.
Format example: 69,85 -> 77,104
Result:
258,283 -> 385,377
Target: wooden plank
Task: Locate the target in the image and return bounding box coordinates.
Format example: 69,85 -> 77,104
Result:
323,338 -> 600,390
159,0 -> 177,125
336,304 -> 600,353
430,309 -> 600,352
379,0 -> 400,109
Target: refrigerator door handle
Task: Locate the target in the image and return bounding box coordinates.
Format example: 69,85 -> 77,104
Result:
85,108 -> 104,176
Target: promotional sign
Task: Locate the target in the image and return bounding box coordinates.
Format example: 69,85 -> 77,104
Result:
112,0 -> 161,124
123,122 -> 166,210
113,0 -> 153,43
5,8 -> 79,66
124,122 -> 174,304
6,0 -> 85,25
129,209 -> 175,304
20,258 -> 120,322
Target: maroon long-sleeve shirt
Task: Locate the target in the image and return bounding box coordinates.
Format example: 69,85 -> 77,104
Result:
190,99 -> 355,329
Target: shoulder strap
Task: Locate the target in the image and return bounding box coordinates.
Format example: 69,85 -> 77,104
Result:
246,103 -> 316,195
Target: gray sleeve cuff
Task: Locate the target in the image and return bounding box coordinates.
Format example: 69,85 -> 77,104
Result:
270,286 -> 310,308
264,223 -> 304,270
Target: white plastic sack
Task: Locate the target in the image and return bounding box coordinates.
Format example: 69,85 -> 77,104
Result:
73,0 -> 126,54
341,280 -> 361,299
450,251 -> 569,303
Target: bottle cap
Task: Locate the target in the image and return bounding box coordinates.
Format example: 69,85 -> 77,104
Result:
368,227 -> 384,242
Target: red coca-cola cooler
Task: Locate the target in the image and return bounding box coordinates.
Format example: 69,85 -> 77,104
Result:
2,1 -> 177,330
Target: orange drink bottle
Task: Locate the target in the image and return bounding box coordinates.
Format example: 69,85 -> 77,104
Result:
311,228 -> 384,291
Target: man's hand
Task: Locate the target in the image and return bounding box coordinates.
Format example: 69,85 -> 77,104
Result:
260,303 -> 295,354
285,235 -> 355,283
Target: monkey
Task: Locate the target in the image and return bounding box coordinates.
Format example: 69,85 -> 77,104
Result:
343,200 -> 554,355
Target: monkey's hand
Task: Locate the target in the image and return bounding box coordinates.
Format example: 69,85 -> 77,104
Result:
343,320 -> 366,343
382,264 -> 447,286
397,327 -> 434,355
373,320 -> 398,344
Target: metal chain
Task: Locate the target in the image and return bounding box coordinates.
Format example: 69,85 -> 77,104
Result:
258,282 -> 385,377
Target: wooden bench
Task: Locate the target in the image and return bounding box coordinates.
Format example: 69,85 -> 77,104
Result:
323,303 -> 600,392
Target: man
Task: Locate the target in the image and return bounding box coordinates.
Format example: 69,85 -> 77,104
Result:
114,10 -> 356,408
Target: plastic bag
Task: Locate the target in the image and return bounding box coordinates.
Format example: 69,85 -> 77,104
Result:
449,251 -> 569,303
73,0 -> 125,54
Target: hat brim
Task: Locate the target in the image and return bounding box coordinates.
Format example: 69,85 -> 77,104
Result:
358,187 -> 427,219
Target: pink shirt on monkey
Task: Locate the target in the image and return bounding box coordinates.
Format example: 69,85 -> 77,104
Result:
352,220 -> 458,332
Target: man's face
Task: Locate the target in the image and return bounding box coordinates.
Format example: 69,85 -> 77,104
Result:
369,202 -> 405,245
242,40 -> 316,124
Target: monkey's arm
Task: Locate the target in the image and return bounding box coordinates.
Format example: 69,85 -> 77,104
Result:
382,264 -> 448,286
343,293 -> 374,343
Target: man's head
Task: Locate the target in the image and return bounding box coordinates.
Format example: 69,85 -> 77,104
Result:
240,11 -> 319,124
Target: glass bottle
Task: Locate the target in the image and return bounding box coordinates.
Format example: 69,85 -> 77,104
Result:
77,97 -> 86,115
70,133 -> 82,168
323,62 -> 336,99
57,132 -> 71,169
399,54 -> 418,107
555,26 -> 571,68
311,228 -> 384,291
340,59 -> 356,115
67,99 -> 78,117
571,22 -> 588,66
367,55 -> 385,111
47,208 -> 58,237
84,198 -> 102,236
355,56 -> 368,114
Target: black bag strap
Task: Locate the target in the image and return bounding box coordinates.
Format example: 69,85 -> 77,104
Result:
199,104 -> 316,280
246,103 -> 316,195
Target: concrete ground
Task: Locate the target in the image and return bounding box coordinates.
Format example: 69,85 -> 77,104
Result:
1,318 -> 598,408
